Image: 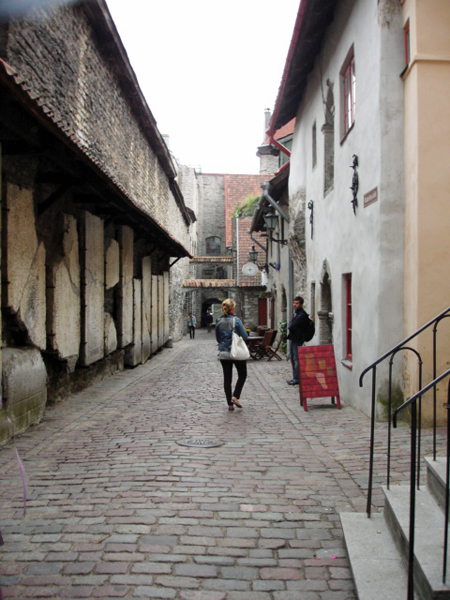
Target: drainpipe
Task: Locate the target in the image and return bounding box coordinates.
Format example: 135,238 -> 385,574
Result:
261,182 -> 290,224
249,232 -> 266,253
267,135 -> 291,161
236,216 -> 240,287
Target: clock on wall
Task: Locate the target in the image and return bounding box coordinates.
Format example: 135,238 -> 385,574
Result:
242,262 -> 258,277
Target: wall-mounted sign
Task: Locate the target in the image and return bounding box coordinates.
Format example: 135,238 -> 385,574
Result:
297,344 -> 341,412
364,187 -> 378,207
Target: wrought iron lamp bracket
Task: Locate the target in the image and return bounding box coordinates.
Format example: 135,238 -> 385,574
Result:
307,200 -> 314,238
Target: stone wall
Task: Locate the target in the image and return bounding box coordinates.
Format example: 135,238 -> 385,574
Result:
171,164 -> 201,340
0,1 -> 195,444
3,3 -> 187,239
198,174 -> 226,257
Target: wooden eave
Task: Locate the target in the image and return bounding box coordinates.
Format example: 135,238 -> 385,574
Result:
271,0 -> 338,132
0,58 -> 192,258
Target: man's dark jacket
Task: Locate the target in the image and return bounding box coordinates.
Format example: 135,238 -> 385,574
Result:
287,307 -> 308,343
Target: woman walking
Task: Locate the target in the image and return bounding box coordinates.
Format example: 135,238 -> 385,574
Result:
216,299 -> 249,411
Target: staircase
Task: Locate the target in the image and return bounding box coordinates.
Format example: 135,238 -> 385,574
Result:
344,306 -> 450,600
341,456 -> 450,600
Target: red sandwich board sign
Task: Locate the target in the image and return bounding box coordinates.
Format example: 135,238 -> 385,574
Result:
297,344 -> 341,412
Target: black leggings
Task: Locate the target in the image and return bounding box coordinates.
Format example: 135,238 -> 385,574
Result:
220,360 -> 247,406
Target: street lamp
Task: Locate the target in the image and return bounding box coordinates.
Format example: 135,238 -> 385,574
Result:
249,245 -> 259,263
263,211 -> 279,232
263,211 -> 288,245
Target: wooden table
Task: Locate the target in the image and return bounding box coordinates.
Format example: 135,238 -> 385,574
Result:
246,336 -> 264,360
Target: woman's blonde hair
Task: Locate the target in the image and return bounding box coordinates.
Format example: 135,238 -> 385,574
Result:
222,298 -> 235,315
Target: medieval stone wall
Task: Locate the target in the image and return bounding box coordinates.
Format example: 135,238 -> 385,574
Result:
198,175 -> 226,256
4,3 -> 186,240
0,2 -> 194,444
172,164 -> 201,339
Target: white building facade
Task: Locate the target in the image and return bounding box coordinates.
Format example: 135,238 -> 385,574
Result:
276,0 -> 406,414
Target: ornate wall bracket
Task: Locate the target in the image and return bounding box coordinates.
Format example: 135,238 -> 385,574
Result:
350,154 -> 358,214
307,200 -> 314,239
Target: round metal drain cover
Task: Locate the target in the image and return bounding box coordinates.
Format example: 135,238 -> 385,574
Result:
176,438 -> 225,448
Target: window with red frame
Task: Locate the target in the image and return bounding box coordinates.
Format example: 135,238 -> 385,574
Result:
404,22 -> 410,68
342,55 -> 355,136
345,274 -> 352,362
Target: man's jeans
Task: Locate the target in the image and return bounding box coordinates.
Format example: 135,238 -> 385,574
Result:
289,341 -> 301,383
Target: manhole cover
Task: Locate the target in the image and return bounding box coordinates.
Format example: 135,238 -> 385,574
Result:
176,438 -> 225,448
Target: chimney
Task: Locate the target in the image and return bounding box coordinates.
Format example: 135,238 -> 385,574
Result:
263,109 -> 272,141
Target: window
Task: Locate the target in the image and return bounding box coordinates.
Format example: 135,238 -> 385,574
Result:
323,85 -> 334,195
205,236 -> 221,255
310,282 -> 316,320
340,49 -> 355,138
279,136 -> 293,169
344,274 -> 352,365
404,21 -> 410,68
312,121 -> 317,169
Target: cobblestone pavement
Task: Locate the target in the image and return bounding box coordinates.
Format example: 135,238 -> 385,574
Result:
0,329 -> 443,599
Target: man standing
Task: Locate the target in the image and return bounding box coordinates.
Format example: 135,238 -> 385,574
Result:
205,309 -> 213,333
287,296 -> 308,385
187,312 -> 197,339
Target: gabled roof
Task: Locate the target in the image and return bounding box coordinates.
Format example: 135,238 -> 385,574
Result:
269,0 -> 338,134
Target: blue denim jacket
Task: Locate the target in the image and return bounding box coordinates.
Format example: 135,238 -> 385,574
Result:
215,315 -> 248,351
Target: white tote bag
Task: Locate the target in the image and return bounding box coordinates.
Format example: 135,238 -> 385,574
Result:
230,318 -> 250,360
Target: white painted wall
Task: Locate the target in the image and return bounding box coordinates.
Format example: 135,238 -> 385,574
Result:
288,0 -> 405,415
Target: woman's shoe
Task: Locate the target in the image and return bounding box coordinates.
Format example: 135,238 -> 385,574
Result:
231,398 -> 242,408
228,405 -> 234,411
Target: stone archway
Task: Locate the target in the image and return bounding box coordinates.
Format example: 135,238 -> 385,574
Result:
201,296 -> 221,327
318,260 -> 333,344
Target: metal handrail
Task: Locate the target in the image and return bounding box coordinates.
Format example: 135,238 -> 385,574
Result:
393,369 -> 450,600
433,316 -> 450,459
359,305 -> 450,385
359,305 -> 450,600
359,305 -> 450,516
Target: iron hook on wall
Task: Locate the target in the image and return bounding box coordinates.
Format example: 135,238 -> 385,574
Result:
350,154 -> 358,215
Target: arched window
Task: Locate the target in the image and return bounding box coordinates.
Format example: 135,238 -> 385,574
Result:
205,236 -> 221,255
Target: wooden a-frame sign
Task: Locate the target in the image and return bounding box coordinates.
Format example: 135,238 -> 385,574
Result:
298,344 -> 341,412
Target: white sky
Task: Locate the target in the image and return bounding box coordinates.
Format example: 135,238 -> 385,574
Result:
105,0 -> 300,174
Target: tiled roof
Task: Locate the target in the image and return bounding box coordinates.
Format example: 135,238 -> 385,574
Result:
0,51 -> 192,258
190,256 -> 233,263
183,280 -> 237,288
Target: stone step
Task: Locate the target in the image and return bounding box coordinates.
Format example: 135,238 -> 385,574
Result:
426,456 -> 447,511
341,459 -> 450,600
340,511 -> 409,600
383,484 -> 450,600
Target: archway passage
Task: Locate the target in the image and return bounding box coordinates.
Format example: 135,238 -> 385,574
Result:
201,296 -> 222,327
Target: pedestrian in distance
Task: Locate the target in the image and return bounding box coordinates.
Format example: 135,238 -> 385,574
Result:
205,309 -> 213,333
216,298 -> 249,411
187,311 -> 197,339
287,295 -> 309,386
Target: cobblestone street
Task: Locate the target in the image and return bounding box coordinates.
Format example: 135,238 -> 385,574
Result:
0,329 -> 440,599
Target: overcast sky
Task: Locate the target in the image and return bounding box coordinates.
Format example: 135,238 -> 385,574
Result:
105,0 -> 299,174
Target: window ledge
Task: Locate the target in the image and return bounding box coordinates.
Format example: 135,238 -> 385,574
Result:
341,359 -> 353,370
